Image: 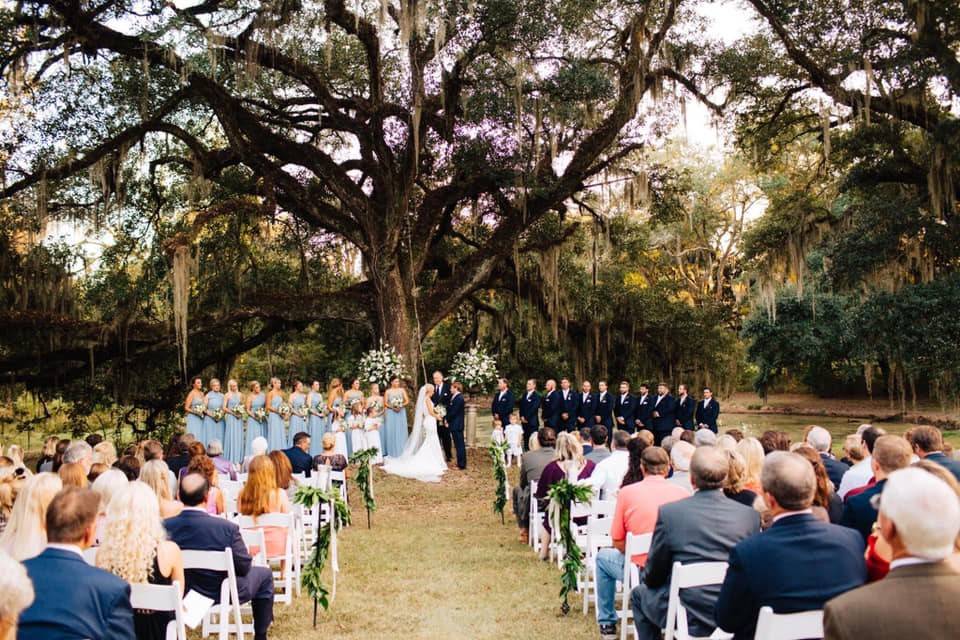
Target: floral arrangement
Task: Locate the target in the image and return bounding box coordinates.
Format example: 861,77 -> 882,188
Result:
389,395 -> 404,410
190,402 -> 205,416
234,405 -> 248,420
279,403 -> 292,418
311,402 -> 328,418
434,405 -> 447,420
356,342 -> 407,389
254,407 -> 267,422
211,408 -> 225,422
449,347 -> 499,392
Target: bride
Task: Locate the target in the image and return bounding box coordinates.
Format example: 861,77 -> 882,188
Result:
382,384 -> 447,482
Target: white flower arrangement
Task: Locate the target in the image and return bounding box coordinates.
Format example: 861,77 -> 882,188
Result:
357,342 -> 407,389
449,347 -> 499,392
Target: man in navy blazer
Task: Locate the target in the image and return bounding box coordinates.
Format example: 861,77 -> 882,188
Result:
694,387 -> 721,432
594,380 -> 613,429
558,377 -> 579,432
491,378 -> 515,427
18,487 -> 135,640
675,384 -> 696,429
633,383 -> 653,431
446,382 -> 467,469
432,371 -> 453,462
910,425 -> 960,481
576,380 -> 598,430
283,431 -> 313,477
650,383 -> 677,444
614,381 -> 636,434
518,379 -> 541,451
715,452 -> 866,640
541,379 -> 562,430
165,474 -> 275,640
841,435 -> 912,543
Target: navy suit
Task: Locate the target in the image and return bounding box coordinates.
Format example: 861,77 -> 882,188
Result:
694,398 -> 720,432
446,392 -> 466,469
819,453 -> 849,492
925,451 -> 960,482
19,547 -> 135,640
634,393 -> 653,430
433,382 -> 453,461
676,395 -> 696,429
840,479 -> 885,543
651,394 -> 677,440
164,509 -> 275,636
283,446 -> 313,477
542,389 -> 562,430
558,388 -> 579,432
715,513 -> 867,639
594,391 -> 613,429
614,393 -> 637,433
576,391 -> 598,429
518,391 -> 540,450
491,389 -> 515,426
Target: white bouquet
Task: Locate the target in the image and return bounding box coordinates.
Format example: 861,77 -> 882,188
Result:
254,407 -> 267,422
211,408 -> 225,422
190,402 -> 205,417
449,347 -> 499,392
357,342 -> 407,389
279,403 -> 291,418
389,395 -> 404,410
233,405 -> 247,420
434,405 -> 447,420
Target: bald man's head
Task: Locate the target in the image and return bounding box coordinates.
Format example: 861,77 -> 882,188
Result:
690,446 -> 729,490
179,472 -> 210,507
762,451 -> 816,511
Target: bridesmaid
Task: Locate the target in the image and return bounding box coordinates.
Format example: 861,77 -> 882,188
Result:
288,380 -> 308,447
383,377 -> 410,457
223,379 -> 244,464
327,378 -> 345,433
307,380 -> 326,456
203,378 -> 226,447
184,377 -> 206,443
345,378 -> 365,412
266,377 -> 287,452
245,381 -> 266,457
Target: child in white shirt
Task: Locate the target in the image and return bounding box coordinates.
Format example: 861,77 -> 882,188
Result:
504,414 -> 524,467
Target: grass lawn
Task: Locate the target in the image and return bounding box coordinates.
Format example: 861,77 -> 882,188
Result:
267,449 -> 595,640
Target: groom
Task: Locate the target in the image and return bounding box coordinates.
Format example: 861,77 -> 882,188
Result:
432,371 -> 453,462
446,382 -> 467,470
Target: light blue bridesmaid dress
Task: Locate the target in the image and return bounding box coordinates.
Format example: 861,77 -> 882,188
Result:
203,391 -> 225,447
266,394 -> 287,452
246,392 -> 266,456
383,389 -> 409,457
223,393 -> 244,463
186,393 -> 206,443
288,393 -> 307,446
307,392 -> 325,456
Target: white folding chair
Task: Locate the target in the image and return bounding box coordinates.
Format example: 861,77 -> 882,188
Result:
529,480 -> 542,553
235,473 -> 248,484
82,547 -> 98,566
581,511 -> 615,614
619,532 -> 652,640
130,580 -> 187,640
664,561 -> 732,640
593,499 -> 617,519
180,548 -> 246,640
330,469 -> 348,505
239,528 -> 268,567
753,607 -> 823,640
236,513 -> 297,605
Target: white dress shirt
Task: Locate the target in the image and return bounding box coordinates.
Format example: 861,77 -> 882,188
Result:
838,456 -> 873,499
592,449 -> 630,500
46,543 -> 85,558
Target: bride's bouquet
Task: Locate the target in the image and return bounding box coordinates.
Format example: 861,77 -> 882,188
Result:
449,347 -> 499,393
434,405 -> 447,420
357,342 -> 407,389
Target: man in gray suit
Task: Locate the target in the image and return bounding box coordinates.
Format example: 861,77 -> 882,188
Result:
512,427 -> 557,544
631,447 -> 760,640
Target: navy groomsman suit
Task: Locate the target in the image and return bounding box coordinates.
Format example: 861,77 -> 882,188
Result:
518,389 -> 541,451
651,392 -> 676,443
676,394 -> 696,430
614,391 -> 637,434
446,390 -> 467,469
491,387 -> 515,427
433,381 -> 453,461
558,386 -> 580,432
542,387 -> 562,430
694,396 -> 720,432
634,390 -> 654,431
576,390 -> 598,429
594,389 -> 613,429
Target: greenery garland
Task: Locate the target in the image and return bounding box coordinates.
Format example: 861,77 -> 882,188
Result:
546,479 -> 595,614
293,485 -> 351,622
489,440 -> 509,524
349,447 -> 378,528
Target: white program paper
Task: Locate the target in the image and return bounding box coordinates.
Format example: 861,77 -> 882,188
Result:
181,590 -> 215,629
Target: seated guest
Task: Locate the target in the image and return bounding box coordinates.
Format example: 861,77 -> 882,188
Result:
579,427 -> 594,456
313,433 -> 348,472
114,455 -> 141,482
838,425 -> 885,498
841,435 -> 912,542
243,436 -> 268,473
238,456 -> 290,559
206,439 -> 238,481
694,428 -> 717,447
668,441 -> 695,492
736,437 -> 764,493
140,460 -> 184,519
0,549 -> 33,640
18,487 -> 135,640
35,436 -> 59,474
93,441 -> 118,468
595,448 -> 689,639
824,468 -> 960,640
795,446 -> 843,523
165,435 -> 194,477
58,461 -> 87,488
725,428 -> 744,442
909,425 -> 960,481
617,437 -> 649,490
759,430 -> 790,454
805,426 -> 849,492
715,452 -> 866,639
631,447 -> 760,640
723,451 -> 758,508
586,425 -> 610,464
840,433 -> 864,466
63,440 -> 94,475
715,434 -> 738,452
0,473 -> 62,561
592,430 -> 632,500
142,439 -> 178,498
512,427 -> 556,544
96,482 -> 185,640
534,432 -> 595,558
186,454 -> 224,515
166,474 -> 274,640
50,439 -> 70,472
175,441 -> 206,480
269,450 -> 298,501
283,432 -> 313,478
90,469 -> 128,542
87,462 -> 108,483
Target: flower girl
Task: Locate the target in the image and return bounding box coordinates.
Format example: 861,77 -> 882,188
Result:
347,401 -> 366,457
505,413 -> 524,467
364,406 -> 383,464
329,405 -> 349,458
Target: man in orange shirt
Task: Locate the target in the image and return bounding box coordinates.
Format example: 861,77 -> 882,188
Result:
596,447 -> 689,639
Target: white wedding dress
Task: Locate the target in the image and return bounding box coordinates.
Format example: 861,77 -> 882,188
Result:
381,386 -> 448,483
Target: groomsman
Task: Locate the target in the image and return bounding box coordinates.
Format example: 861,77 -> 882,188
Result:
594,380 -> 613,429
446,382 -> 467,469
518,379 -> 541,451
695,387 -> 720,432
432,371 -> 453,462
675,384 -> 695,430
634,383 -> 653,431
559,377 -> 579,432
651,382 -> 676,444
491,378 -> 515,427
542,379 -> 562,430
614,381 -> 637,434
576,380 -> 598,429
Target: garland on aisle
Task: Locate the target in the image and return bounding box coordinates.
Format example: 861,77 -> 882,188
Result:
547,479 -> 594,615
489,439 -> 509,524
349,447 -> 378,528
293,485 -> 351,623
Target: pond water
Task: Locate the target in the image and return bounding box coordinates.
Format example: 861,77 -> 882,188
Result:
719,413 -> 915,445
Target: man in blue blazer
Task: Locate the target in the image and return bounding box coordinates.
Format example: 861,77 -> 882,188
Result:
910,425 -> 960,481
613,381 -> 636,434
841,435 -> 912,542
165,474 -> 275,640
432,371 -> 453,462
633,383 -> 653,431
694,387 -> 720,433
541,379 -> 562,430
715,452 -> 866,640
594,380 -> 613,429
518,379 -> 541,451
19,487 -> 135,640
650,382 -> 677,444
576,380 -> 598,430
675,384 -> 696,429
491,378 -> 515,427
283,431 -> 313,477
558,377 -> 580,432
446,382 -> 467,469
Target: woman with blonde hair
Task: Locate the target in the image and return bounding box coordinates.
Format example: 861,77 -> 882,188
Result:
96,481 -> 184,640
92,441 -> 118,467
0,473 -> 63,560
238,455 -> 290,558
723,450 -> 760,509
736,436 -> 765,493
5,446 -> 24,468
140,460 -> 183,518
58,462 -> 87,489
0,549 -> 33,640
91,469 -> 128,542
534,432 -> 596,558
